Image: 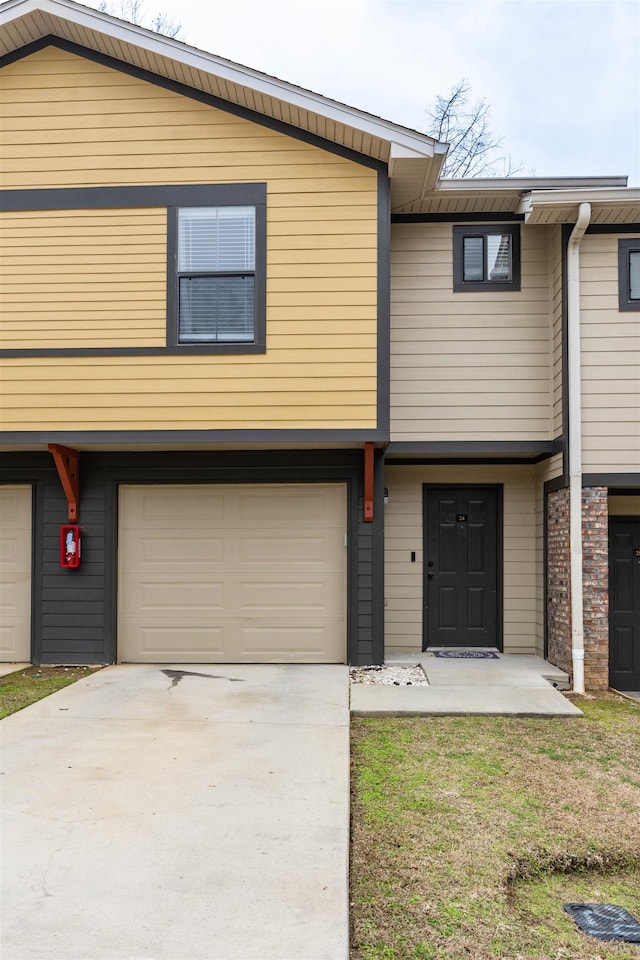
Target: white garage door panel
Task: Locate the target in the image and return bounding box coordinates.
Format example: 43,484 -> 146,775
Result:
0,486 -> 32,662
118,484 -> 346,663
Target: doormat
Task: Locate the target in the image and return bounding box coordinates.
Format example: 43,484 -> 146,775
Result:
563,904 -> 640,943
433,650 -> 500,659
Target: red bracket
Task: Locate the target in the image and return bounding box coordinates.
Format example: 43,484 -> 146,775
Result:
48,444 -> 80,522
364,442 -> 374,523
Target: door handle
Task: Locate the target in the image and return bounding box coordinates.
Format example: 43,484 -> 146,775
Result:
427,572 -> 434,579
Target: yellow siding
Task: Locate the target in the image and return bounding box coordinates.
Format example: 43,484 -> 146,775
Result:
390,222 -> 554,442
580,234 -> 640,472
0,47 -> 378,431
384,465 -> 541,655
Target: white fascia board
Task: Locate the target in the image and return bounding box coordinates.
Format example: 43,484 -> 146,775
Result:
438,176 -> 628,193
518,187 -> 640,218
0,0 -> 442,159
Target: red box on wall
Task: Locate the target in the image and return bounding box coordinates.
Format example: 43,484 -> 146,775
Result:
60,525 -> 81,568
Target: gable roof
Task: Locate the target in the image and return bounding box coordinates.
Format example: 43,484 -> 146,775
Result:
1,0 -> 637,221
0,0 -> 448,210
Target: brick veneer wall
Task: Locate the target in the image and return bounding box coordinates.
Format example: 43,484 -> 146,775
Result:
546,485 -> 609,691
582,487 -> 609,691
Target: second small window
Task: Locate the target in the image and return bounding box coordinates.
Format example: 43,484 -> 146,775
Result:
453,224 -> 521,292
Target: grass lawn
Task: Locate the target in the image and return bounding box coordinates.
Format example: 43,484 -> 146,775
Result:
350,694 -> 640,960
0,666 -> 100,719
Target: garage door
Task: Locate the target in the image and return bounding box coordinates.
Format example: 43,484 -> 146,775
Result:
0,485 -> 32,662
118,484 -> 347,663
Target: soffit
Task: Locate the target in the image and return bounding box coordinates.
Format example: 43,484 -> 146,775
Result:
394,178 -> 631,217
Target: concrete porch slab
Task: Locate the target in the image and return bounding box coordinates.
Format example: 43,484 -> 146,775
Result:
352,651 -> 581,716
350,682 -> 583,716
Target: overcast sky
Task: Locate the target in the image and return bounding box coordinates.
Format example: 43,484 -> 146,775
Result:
129,0 -> 640,184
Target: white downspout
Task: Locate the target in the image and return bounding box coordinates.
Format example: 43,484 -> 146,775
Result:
567,202 -> 591,695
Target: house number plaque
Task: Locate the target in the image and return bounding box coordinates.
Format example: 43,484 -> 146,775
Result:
634,549 -> 640,558
457,514 -> 468,522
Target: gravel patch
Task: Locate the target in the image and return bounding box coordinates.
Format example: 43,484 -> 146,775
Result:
349,664 -> 428,686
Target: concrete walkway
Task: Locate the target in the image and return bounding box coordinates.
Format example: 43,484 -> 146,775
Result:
0,662 -> 29,678
1,664 -> 350,960
351,651 -> 583,716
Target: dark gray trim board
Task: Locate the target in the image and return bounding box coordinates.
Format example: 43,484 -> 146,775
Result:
0,182 -> 267,213
543,475 -> 640,494
386,440 -> 557,458
583,474 -> 640,488
386,456 -> 554,466
586,224 -> 640,234
371,447 -> 386,664
561,225 -> 570,476
392,213 -> 525,223
543,474 -> 569,495
0,429 -> 389,445
1,450 -> 383,667
0,37 -> 386,175
377,171 -> 391,435
0,346 -> 268,358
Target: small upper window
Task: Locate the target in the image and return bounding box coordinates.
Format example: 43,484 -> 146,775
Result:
618,238 -> 640,311
177,206 -> 256,343
167,186 -> 266,353
453,224 -> 521,292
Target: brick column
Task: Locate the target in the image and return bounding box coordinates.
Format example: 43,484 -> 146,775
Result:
582,487 -> 609,691
546,485 -> 609,691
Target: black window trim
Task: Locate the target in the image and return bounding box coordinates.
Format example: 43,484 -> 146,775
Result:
453,223 -> 521,292
167,183 -> 267,354
618,237 -> 640,312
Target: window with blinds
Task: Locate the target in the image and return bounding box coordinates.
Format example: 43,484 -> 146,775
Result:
177,206 -> 256,342
453,224 -> 521,292
618,239 -> 640,311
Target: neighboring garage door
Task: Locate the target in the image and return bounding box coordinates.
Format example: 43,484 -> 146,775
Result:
118,483 -> 347,663
0,485 -> 32,662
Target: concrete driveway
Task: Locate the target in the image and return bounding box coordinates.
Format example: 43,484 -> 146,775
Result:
1,664 -> 350,960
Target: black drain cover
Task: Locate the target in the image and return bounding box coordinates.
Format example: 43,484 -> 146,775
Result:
564,903 -> 640,943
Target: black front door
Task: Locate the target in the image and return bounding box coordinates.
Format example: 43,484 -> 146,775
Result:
423,485 -> 501,649
609,517 -> 640,691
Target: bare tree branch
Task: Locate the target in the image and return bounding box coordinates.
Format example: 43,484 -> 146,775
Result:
425,79 -> 521,178
95,0 -> 184,39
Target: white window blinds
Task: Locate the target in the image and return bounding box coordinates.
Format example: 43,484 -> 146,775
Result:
177,206 -> 256,342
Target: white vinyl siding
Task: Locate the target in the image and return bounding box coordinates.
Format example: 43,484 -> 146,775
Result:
384,466 -> 541,656
550,225 -> 564,438
580,234 -> 640,472
391,222 -> 553,442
